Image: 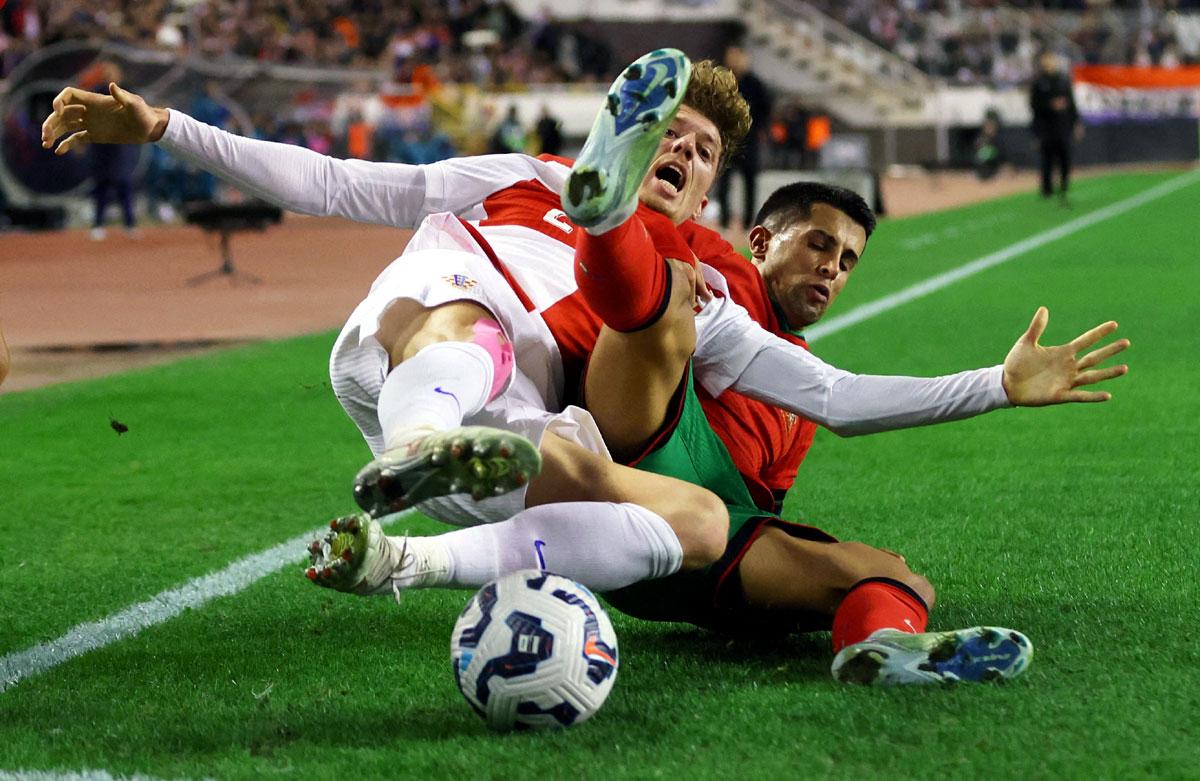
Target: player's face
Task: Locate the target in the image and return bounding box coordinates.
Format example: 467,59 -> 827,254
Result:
637,106 -> 722,225
749,203 -> 867,328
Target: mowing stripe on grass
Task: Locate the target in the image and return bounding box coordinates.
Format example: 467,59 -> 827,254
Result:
805,167 -> 1200,343
0,511 -> 414,694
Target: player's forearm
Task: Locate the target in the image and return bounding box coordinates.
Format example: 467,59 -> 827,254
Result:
725,337 -> 1010,436
158,110 -> 431,226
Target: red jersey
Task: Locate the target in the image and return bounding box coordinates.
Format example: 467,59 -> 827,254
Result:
442,153 -> 810,513
679,222 -> 818,514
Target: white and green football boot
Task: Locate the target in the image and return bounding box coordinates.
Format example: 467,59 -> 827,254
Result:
831,626 -> 1033,686
352,426 -> 542,518
562,48 -> 692,234
305,513 -> 445,596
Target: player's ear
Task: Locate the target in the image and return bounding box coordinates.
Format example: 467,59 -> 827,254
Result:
691,196 -> 708,222
749,225 -> 772,260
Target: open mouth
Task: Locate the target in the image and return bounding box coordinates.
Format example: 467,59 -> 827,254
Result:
654,162 -> 686,195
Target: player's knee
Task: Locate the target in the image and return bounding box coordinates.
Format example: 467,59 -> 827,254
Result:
906,572 -> 936,609
673,487 -> 729,569
652,482 -> 727,569
377,299 -> 499,365
834,541 -> 935,607
827,541 -> 912,591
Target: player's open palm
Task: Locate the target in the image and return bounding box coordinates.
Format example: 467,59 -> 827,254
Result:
41,83 -> 166,155
1002,306 -> 1129,406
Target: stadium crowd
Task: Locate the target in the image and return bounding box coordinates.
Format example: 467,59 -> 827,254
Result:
812,0 -> 1199,85
0,0 -> 613,86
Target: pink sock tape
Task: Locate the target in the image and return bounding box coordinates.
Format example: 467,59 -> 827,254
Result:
472,318 -> 514,401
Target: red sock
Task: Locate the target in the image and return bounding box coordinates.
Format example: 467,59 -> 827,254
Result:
831,578 -> 929,653
574,207 -> 694,332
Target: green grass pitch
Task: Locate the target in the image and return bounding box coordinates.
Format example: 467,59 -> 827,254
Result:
1,170 -> 1198,779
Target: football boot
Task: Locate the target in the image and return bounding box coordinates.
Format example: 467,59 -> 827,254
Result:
353,425 -> 541,518
832,626 -> 1033,685
304,513 -> 445,596
562,48 -> 692,234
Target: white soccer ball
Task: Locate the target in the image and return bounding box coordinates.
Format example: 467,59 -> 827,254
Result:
450,570 -> 619,730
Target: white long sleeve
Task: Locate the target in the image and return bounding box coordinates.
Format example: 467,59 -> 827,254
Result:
691,268 -> 1011,436
733,339 -> 1010,436
157,110 -> 569,227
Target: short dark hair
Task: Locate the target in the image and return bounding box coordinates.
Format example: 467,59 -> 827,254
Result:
753,181 -> 877,239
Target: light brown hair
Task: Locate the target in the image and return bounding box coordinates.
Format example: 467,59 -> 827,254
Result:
682,59 -> 751,175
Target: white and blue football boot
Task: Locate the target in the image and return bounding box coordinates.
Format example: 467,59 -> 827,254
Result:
353,426 -> 542,518
562,48 -> 692,234
305,513 -> 446,596
831,626 -> 1033,685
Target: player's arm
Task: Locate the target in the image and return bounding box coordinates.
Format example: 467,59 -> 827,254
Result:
40,83 -> 552,227
693,293 -> 1128,436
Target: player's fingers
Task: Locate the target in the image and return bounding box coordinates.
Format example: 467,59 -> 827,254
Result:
55,130 -> 90,155
50,86 -> 78,112
1023,306 -> 1049,344
1072,364 -> 1128,388
1069,320 -> 1118,352
1061,389 -> 1113,403
109,82 -> 130,105
41,105 -> 86,147
1076,338 -> 1130,370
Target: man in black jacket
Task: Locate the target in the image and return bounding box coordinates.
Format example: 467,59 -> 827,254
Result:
1030,51 -> 1082,203
716,45 -> 772,230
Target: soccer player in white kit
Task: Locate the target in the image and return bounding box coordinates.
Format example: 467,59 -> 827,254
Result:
43,53 -> 1128,684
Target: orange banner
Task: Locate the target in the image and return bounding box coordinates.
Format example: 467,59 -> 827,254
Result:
1073,66 -> 1200,89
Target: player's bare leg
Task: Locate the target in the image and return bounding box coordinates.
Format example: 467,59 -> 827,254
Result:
528,433 -> 727,568
309,430 -> 731,595
738,528 -> 1032,685
583,259 -> 700,460
352,299 -> 540,516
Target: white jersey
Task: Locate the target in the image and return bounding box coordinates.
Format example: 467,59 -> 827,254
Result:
160,111 -> 1010,447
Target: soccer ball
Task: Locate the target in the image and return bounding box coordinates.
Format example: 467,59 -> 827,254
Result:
450,570 -> 619,730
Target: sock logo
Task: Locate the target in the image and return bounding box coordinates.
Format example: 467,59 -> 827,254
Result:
434,386 -> 462,415
533,539 -> 547,570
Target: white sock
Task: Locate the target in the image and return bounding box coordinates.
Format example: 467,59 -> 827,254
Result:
377,341 -> 495,450
397,502 -> 684,592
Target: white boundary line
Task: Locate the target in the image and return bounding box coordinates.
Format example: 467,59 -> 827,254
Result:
0,511 -> 414,694
806,168 -> 1200,343
2,168 -> 1197,698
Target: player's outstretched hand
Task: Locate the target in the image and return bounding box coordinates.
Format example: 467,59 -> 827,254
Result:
41,83 -> 169,155
1002,307 -> 1129,406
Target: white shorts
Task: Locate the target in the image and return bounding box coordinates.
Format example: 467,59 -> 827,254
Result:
329,216 -> 609,526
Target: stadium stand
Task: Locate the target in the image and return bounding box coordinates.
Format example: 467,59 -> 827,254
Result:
2,0 -> 1198,228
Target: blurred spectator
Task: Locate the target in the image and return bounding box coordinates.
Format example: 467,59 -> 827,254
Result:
534,104 -> 563,156
346,111 -> 373,160
489,104 -> 526,154
88,62 -> 140,239
715,45 -> 772,230
974,108 -> 1004,180
772,99 -> 812,169
1029,50 -> 1081,203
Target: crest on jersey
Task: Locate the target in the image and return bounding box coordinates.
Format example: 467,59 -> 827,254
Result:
443,274 -> 478,290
